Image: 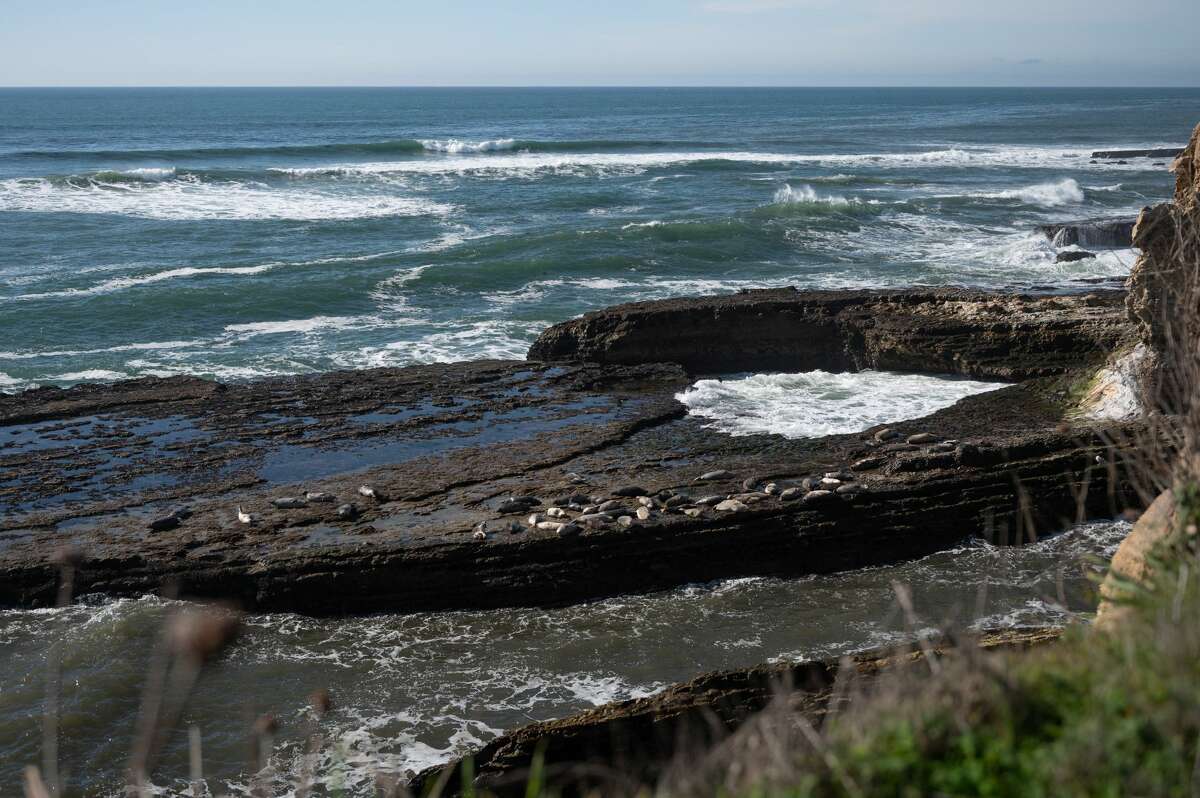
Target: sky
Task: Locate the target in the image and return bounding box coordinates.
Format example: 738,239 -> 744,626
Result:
1,0 -> 1198,87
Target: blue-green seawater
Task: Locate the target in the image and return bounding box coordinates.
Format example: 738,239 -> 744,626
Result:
2,87 -> 1198,390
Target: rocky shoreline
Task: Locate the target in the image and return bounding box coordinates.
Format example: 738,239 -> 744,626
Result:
0,285 -> 1138,614
412,627 -> 1062,796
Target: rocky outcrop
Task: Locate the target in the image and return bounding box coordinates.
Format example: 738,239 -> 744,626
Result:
1092,148 -> 1184,160
527,287 -> 1129,379
1036,218 -> 1135,248
1095,490 -> 1176,631
1125,123 -> 1200,408
411,628 -> 1060,797
0,348 -> 1141,615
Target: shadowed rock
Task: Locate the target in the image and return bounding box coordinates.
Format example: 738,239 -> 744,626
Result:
1091,148 -> 1183,160
527,287 -> 1129,379
1036,218 -> 1136,248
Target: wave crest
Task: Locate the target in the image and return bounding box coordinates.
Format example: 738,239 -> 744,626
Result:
419,138 -> 518,154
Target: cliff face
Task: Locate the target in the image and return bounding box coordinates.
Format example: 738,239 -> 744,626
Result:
1126,123 -> 1200,402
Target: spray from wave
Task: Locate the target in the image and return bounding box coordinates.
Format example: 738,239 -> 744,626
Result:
983,178 -> 1085,207
418,138 -> 519,154
771,184 -> 858,206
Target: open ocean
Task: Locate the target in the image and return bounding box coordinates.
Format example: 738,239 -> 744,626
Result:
2,87 -> 1199,391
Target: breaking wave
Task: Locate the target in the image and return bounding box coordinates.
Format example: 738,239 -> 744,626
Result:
982,178 -> 1086,207
0,173 -> 456,221
678,370 -> 1007,438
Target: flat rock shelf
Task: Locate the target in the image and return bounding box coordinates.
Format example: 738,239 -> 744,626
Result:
0,286 -> 1139,615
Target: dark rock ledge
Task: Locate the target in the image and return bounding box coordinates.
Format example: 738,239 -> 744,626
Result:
528,286 -> 1129,378
0,287 -> 1137,615
411,627 -> 1061,797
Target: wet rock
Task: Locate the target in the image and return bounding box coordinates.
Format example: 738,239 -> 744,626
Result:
906,433 -> 938,445
1091,147 -> 1183,159
148,515 -> 181,532
715,499 -> 748,513
694,470 -> 732,482
272,497 -> 308,509
1056,250 -> 1096,263
1037,218 -> 1135,248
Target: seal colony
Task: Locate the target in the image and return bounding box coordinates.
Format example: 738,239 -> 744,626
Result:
0,283 -> 1139,614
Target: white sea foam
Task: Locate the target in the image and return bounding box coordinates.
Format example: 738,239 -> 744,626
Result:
49,369 -> 130,382
4,250 -> 412,303
224,314 -> 380,336
332,320 -> 546,369
772,183 -> 857,206
0,339 -> 204,360
419,137 -> 518,153
0,175 -> 456,221
110,167 -> 177,181
4,265 -> 277,302
274,144 -> 1161,181
980,178 -> 1085,207
677,370 -> 1006,438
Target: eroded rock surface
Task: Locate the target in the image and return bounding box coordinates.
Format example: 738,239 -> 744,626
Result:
0,355 -> 1138,614
527,287 -> 1129,379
